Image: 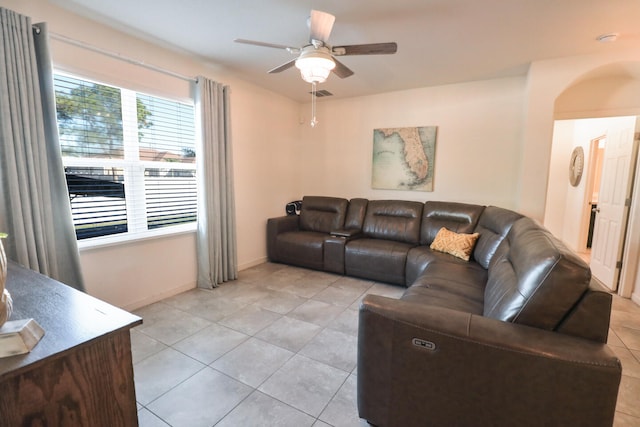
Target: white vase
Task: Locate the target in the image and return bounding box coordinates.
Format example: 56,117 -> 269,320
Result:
0,239 -> 11,326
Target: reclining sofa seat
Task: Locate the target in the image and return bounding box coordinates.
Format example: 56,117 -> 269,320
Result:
405,201 -> 486,285
267,196 -> 348,270
344,200 -> 423,285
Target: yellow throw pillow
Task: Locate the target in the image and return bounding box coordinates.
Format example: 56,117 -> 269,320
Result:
430,227 -> 480,261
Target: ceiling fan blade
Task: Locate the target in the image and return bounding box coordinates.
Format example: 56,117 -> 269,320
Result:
234,38 -> 295,51
333,42 -> 398,56
332,58 -> 354,79
309,9 -> 335,43
268,59 -> 297,74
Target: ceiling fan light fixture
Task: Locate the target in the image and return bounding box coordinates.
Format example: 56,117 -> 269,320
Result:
295,48 -> 336,83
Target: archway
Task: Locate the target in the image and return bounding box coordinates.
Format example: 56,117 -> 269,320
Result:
545,61 -> 640,301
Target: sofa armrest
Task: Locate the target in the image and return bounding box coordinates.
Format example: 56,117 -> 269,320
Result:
357,295 -> 621,427
324,230 -> 363,273
266,215 -> 300,261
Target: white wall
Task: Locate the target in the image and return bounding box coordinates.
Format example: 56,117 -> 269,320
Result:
544,120 -> 575,237
298,77 -> 526,209
80,232 -> 197,310
3,0 -> 301,310
231,84 -> 304,270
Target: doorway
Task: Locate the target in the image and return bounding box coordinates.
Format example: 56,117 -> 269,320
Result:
581,136 -> 606,260
545,116 -> 640,297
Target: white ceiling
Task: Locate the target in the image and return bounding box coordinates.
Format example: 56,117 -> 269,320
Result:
51,0 -> 640,103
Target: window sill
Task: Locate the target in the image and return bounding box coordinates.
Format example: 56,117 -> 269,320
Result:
77,223 -> 197,252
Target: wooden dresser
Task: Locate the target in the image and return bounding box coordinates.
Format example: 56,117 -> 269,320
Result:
0,262 -> 142,426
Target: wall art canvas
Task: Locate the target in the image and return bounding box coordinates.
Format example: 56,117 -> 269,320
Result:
372,126 -> 437,191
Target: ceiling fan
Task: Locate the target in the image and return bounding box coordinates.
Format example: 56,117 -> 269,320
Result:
234,9 -> 397,84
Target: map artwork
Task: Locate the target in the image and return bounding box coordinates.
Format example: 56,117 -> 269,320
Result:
372,126 -> 437,191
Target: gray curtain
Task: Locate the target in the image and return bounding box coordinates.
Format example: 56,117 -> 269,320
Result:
195,76 -> 237,288
0,9 -> 84,290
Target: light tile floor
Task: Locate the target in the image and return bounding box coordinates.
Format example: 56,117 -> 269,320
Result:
131,262 -> 640,426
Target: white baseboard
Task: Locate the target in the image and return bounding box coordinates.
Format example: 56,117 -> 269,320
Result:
238,257 -> 268,271
120,258 -> 269,313
632,292 -> 640,307
123,281 -> 196,312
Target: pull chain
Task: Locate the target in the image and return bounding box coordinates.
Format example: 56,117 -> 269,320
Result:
310,81 -> 318,128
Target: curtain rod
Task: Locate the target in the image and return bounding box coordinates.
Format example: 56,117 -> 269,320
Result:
33,25 -> 197,83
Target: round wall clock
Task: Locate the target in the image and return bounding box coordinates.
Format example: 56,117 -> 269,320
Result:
569,146 -> 584,187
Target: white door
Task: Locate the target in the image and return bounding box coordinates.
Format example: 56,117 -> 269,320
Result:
590,119 -> 638,291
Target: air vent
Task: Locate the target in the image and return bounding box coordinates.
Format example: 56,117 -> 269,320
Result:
309,89 -> 333,97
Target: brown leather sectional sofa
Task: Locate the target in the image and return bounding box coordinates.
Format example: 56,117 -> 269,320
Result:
267,196 -> 622,426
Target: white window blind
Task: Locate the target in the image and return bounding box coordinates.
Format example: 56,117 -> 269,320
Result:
54,74 -> 197,241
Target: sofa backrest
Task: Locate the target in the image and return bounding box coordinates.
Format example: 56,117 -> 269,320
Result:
483,217 -> 591,331
345,198 -> 368,230
299,196 -> 348,233
420,201 -> 485,246
362,200 -> 423,244
473,206 -> 523,269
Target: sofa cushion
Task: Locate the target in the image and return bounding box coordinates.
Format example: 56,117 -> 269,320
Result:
400,261 -> 487,314
409,261 -> 487,301
401,287 -> 484,314
362,200 -> 423,244
473,206 -> 523,269
483,217 -> 591,330
406,245 -> 472,285
430,227 -> 480,261
420,201 -> 485,246
299,196 -> 348,233
275,231 -> 326,271
345,238 -> 415,285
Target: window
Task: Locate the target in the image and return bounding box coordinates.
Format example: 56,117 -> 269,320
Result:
54,74 -> 197,241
